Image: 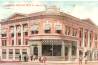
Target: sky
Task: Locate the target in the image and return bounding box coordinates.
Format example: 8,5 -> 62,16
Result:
0,0 -> 98,25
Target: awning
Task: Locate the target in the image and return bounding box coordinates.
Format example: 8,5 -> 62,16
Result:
41,39 -> 62,45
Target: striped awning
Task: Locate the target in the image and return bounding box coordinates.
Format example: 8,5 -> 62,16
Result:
41,39 -> 62,45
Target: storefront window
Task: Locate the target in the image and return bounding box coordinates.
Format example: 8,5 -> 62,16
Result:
71,41 -> 77,56
42,45 -> 61,56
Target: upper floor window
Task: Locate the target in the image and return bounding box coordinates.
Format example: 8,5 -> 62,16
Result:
12,40 -> 14,46
24,39 -> 28,45
90,31 -> 93,40
18,39 -> 21,45
79,28 -> 83,38
2,40 -> 7,46
10,26 -> 14,33
23,24 -> 28,32
31,23 -> 39,34
1,34 -> 7,37
1,28 -> 7,37
24,32 -> 28,36
72,28 -> 77,36
16,25 -> 21,33
55,23 -> 62,34
65,26 -> 71,35
44,21 -> 51,33
84,29 -> 88,39
18,33 -> 21,37
11,33 -> 14,37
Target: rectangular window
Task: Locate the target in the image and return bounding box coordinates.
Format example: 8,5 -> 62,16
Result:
24,32 -> 28,36
24,39 -> 28,45
2,40 -> 7,46
9,49 -> 13,59
18,33 -> 21,36
72,29 -> 77,36
31,30 -> 38,34
56,30 -> 61,34
12,40 -> 14,46
44,23 -> 51,33
79,28 -> 83,38
68,27 -> 71,35
42,45 -> 61,56
18,39 -> 21,45
15,49 -> 20,59
71,41 -> 77,56
11,33 -> 14,37
2,49 -> 6,59
22,49 -> 27,56
1,34 -> 6,37
45,29 -> 51,33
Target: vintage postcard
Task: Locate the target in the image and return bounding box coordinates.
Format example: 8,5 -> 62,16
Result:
0,0 -> 98,65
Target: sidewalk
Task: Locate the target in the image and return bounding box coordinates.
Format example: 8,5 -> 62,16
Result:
28,60 -> 98,64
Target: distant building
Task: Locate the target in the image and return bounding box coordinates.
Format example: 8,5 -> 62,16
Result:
0,6 -> 98,61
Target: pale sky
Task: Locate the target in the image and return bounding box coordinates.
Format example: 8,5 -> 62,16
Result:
0,0 -> 98,25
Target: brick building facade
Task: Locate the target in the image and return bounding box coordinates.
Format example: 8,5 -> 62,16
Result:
0,6 -> 98,61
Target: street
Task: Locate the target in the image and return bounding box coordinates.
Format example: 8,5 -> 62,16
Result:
0,61 -> 98,65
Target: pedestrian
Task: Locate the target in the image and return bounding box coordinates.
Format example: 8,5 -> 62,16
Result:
24,55 -> 26,62
19,54 -> 21,61
30,55 -> 33,61
43,56 -> 47,63
39,56 -> 42,63
79,55 -> 82,65
33,55 -> 36,61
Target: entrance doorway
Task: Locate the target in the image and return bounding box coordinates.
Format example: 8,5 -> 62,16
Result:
42,45 -> 61,56
33,46 -> 38,56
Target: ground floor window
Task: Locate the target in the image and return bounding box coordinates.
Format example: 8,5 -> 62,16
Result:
72,41 -> 77,56
2,49 -> 6,59
9,49 -> 13,59
22,49 -> 27,56
42,45 -> 61,56
15,49 -> 20,59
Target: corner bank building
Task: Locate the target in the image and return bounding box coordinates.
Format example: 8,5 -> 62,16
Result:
0,6 -> 98,61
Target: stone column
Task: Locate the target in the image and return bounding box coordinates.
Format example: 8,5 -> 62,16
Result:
62,41 -> 65,57
88,31 -> 90,48
13,49 -> 15,60
82,29 -> 85,48
76,41 -> 79,61
14,25 -> 16,45
38,41 -> 42,56
30,46 -> 34,55
6,49 -> 9,60
68,45 -> 72,61
27,47 -> 30,61
82,29 -> 85,61
21,24 -> 23,45
0,24 -> 1,46
20,49 -> 22,61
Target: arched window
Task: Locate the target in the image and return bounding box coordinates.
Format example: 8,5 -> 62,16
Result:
55,23 -> 62,34
31,22 -> 39,34
44,21 -> 51,33
33,46 -> 38,55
